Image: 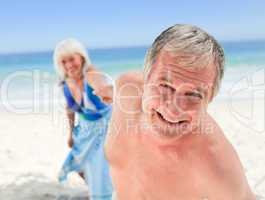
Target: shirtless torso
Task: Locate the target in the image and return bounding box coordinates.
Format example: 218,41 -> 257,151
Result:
105,71 -> 255,200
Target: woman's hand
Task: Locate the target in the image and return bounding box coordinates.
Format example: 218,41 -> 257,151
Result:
65,107 -> 75,148
68,135 -> 74,148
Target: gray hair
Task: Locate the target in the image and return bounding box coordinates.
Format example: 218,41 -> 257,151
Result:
143,24 -> 225,98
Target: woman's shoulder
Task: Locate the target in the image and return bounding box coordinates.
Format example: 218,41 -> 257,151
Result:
63,78 -> 76,89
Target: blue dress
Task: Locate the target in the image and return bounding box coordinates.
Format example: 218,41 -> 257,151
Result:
58,79 -> 113,200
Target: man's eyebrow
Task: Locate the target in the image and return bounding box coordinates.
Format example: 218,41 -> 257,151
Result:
159,76 -> 171,83
196,87 -> 204,92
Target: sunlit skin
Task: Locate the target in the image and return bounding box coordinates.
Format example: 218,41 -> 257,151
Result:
105,50 -> 256,200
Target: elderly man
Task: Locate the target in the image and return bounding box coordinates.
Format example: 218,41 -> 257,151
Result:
104,24 -> 256,200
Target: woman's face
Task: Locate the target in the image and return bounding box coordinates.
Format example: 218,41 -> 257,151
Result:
61,53 -> 84,79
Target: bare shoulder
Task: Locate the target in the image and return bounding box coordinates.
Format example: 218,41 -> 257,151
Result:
206,117 -> 244,173
64,79 -> 77,94
206,116 -> 255,198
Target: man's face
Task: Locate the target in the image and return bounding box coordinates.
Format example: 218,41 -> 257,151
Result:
142,50 -> 216,138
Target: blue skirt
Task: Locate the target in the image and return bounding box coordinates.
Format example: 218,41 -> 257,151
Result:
59,110 -> 113,200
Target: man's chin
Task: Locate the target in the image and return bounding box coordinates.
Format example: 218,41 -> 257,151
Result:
153,124 -> 193,139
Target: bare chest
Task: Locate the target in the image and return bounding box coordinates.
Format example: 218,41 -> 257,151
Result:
107,135 -> 241,200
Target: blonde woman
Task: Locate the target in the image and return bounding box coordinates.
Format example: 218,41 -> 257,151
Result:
54,38 -> 113,200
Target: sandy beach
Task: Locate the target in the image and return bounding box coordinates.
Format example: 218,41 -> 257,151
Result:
0,104 -> 89,199
0,97 -> 264,199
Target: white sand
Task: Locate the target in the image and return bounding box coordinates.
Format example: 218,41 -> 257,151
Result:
0,98 -> 264,199
0,108 -> 89,200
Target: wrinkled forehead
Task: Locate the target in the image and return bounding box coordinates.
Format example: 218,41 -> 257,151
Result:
147,51 -> 217,96
148,50 -> 216,89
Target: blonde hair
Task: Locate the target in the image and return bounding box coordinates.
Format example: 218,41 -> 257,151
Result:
53,38 -> 92,82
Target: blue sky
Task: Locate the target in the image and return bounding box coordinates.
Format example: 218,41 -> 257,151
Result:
0,0 -> 265,53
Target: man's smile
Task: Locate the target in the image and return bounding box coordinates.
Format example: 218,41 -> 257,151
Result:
154,109 -> 190,130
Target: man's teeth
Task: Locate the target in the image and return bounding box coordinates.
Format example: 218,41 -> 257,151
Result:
157,111 -> 187,124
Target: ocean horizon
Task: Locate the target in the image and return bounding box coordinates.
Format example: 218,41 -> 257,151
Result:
0,40 -> 264,112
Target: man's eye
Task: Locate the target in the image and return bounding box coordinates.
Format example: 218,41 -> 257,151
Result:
185,91 -> 203,99
160,84 -> 175,92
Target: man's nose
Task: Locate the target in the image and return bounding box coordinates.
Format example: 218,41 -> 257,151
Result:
164,99 -> 184,116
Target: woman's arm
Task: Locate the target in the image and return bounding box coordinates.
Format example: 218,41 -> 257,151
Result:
66,106 -> 75,147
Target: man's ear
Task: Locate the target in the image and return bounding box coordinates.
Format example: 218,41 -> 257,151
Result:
207,88 -> 215,103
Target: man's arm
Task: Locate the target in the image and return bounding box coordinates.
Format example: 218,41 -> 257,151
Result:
104,71 -> 144,166
106,71 -> 144,139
